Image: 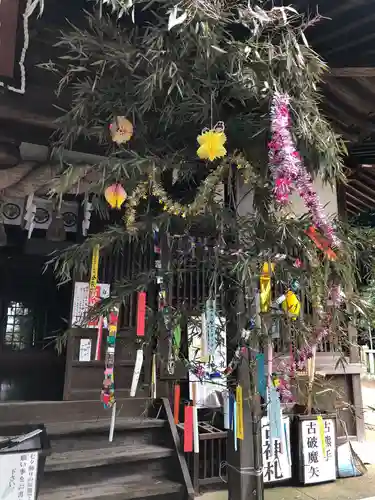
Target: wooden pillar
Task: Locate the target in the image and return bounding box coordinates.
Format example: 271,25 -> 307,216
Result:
337,178 -> 365,441
227,177 -> 264,500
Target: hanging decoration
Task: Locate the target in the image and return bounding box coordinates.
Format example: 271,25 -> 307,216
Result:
192,383 -> 199,454
184,405 -> 193,453
236,385 -> 244,440
136,291 -> 146,336
260,262 -> 275,313
174,383 -> 181,424
151,353 -> 157,399
151,162 -> 228,218
88,244 -> 101,331
130,348 -> 144,397
152,224 -> 175,375
206,299 -> 217,355
269,93 -> 339,247
104,183 -> 127,209
110,116 -> 133,145
281,290 -> 301,319
305,226 -> 337,261
197,122 -> 227,161
101,307 -> 119,408
317,415 -> 327,458
173,323 -> 182,361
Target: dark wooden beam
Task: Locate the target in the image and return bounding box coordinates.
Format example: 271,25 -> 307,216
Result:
330,68 -> 375,78
0,0 -> 20,78
347,182 -> 375,208
324,0 -> 372,18
354,169 -> 375,190
313,10 -> 375,50
346,192 -> 373,211
326,31 -> 375,56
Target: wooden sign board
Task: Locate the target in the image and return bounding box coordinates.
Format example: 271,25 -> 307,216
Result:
299,416 -> 337,484
261,416 -> 292,484
0,451 -> 38,500
0,0 -> 21,79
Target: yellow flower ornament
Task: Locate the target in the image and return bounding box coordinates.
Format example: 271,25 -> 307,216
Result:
197,122 -> 227,161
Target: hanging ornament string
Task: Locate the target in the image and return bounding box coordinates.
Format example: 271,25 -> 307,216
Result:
101,306 -> 119,408
269,93 -> 339,248
153,224 -> 175,374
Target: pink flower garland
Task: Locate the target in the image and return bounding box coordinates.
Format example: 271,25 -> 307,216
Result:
269,93 -> 339,247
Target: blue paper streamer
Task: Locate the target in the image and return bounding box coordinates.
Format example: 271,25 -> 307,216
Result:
229,392 -> 234,430
269,385 -> 282,442
256,353 -> 266,398
206,299 -> 216,355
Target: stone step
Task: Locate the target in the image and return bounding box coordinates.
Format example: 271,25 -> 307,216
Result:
45,444 -> 174,472
39,477 -> 185,500
46,418 -> 167,437
47,418 -> 170,452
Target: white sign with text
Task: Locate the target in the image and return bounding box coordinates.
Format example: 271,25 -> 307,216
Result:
71,282 -> 110,328
261,416 -> 292,483
301,418 -> 336,484
0,451 -> 38,500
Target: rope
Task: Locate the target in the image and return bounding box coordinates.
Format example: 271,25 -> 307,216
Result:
219,461 -> 263,483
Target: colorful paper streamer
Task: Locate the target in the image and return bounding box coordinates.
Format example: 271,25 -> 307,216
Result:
236,385 -> 244,440
174,384 -> 180,424
317,415 -> 326,458
260,262 -> 275,313
206,299 -> 216,355
130,349 -> 144,397
136,291 -> 146,336
184,405 -> 193,452
256,353 -> 266,398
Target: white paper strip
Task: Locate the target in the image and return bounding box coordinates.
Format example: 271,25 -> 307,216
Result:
130,349 -> 144,397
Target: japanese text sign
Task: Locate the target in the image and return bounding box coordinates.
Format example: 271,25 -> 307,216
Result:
261,416 -> 292,483
301,418 -> 336,484
0,452 -> 38,500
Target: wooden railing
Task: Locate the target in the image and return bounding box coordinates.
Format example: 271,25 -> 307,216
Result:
361,346 -> 375,375
177,422 -> 228,494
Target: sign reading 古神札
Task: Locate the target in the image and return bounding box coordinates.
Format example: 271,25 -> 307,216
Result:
0,452 -> 38,500
301,418 -> 336,484
261,416 -> 292,484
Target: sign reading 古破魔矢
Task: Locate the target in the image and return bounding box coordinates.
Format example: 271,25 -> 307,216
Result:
261,416 -> 292,484
300,417 -> 337,484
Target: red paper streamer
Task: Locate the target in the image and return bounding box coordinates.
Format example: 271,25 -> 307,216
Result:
174,384 -> 180,424
184,405 -> 193,453
136,291 -> 146,336
95,315 -> 104,361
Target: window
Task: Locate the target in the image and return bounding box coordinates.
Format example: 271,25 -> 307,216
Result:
4,301 -> 34,350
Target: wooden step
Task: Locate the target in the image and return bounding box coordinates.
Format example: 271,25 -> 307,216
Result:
46,418 -> 166,437
39,478 -> 184,500
45,444 -> 174,472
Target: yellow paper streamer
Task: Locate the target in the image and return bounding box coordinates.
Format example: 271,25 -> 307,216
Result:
89,244 -> 100,297
236,385 -> 244,440
317,415 -> 326,458
260,262 -> 275,313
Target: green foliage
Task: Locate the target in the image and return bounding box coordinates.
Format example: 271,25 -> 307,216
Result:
46,0 -> 373,369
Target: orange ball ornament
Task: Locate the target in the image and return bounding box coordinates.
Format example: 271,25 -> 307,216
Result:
104,183 -> 127,209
